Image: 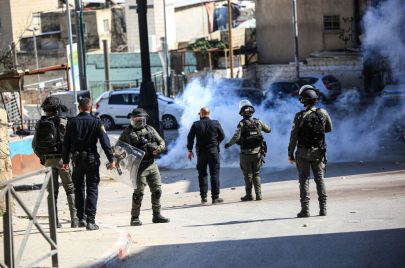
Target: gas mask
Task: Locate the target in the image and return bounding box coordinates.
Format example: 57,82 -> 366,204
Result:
130,116 -> 147,130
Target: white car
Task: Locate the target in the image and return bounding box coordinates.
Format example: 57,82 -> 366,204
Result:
95,88 -> 183,130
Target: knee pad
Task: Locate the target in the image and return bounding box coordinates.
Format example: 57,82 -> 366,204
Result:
132,192 -> 144,204
152,189 -> 162,199
65,188 -> 75,195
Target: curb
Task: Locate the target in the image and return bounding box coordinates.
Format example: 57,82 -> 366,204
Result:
88,225 -> 132,268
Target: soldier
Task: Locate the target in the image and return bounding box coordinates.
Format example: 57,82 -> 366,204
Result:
119,108 -> 169,226
225,100 -> 271,201
32,96 -> 79,228
187,107 -> 225,204
62,98 -> 115,230
288,85 -> 333,218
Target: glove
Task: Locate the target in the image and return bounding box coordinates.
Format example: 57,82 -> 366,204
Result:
224,143 -> 231,149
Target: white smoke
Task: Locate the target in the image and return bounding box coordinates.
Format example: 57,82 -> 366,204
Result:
158,0 -> 405,169
363,0 -> 405,82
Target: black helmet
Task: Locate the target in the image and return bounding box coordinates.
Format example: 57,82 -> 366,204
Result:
238,99 -> 255,116
41,96 -> 61,112
128,108 -> 149,118
298,85 -> 320,105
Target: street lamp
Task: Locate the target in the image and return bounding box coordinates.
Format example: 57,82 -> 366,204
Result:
136,0 -> 160,133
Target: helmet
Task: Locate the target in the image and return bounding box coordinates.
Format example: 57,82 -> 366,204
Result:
239,99 -> 255,116
298,85 -> 320,105
128,108 -> 149,118
41,96 -> 61,112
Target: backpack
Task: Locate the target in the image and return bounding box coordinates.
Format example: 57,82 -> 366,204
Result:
34,116 -> 65,156
239,118 -> 264,150
298,109 -> 325,148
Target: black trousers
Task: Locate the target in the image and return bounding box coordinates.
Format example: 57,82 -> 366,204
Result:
196,148 -> 220,199
72,164 -> 100,224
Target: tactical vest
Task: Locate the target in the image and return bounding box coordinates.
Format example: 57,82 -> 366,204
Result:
129,125 -> 157,162
298,109 -> 326,148
239,118 -> 264,150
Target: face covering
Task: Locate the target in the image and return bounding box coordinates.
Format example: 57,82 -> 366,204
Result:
130,116 -> 146,129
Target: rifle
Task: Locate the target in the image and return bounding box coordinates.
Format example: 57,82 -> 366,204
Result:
109,146 -> 127,175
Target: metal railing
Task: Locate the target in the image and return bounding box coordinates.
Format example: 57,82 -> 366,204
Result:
0,168 -> 58,268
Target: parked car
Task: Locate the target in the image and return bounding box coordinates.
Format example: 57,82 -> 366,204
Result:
94,88 -> 183,130
380,83 -> 405,106
264,81 -> 300,99
50,90 -> 91,118
216,78 -> 263,104
295,75 -> 342,101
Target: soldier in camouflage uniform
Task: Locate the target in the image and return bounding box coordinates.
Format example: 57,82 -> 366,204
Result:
225,100 -> 271,201
119,108 -> 169,226
32,96 -> 79,228
288,85 -> 333,218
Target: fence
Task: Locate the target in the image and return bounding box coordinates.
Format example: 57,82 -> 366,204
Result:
0,168 -> 58,267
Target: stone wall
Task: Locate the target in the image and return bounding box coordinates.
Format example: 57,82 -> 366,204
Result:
256,62 -> 364,90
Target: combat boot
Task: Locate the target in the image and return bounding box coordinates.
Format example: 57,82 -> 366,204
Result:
319,203 -> 327,216
212,197 -> 224,204
86,222 -> 99,231
67,194 -> 79,228
240,195 -> 253,201
255,191 -> 262,201
297,203 -> 310,218
78,218 -> 86,227
201,197 -> 208,204
130,216 -> 142,226
152,213 -> 170,223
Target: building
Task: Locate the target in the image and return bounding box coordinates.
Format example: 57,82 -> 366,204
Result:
125,0 -> 176,52
0,0 -> 60,51
256,0 -> 365,64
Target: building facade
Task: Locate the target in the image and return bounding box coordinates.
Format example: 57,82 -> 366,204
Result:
256,0 -> 365,64
0,0 -> 60,51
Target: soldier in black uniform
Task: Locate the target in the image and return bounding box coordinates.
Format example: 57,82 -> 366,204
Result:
187,107 -> 225,204
62,98 -> 115,230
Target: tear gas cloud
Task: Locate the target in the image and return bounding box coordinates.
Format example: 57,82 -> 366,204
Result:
158,0 -> 405,169
363,0 -> 405,82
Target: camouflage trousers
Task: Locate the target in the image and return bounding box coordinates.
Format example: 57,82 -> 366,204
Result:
295,148 -> 327,209
131,162 -> 162,217
45,157 -> 77,221
240,153 -> 263,197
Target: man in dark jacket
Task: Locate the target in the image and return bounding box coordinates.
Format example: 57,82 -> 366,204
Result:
187,107 -> 225,204
62,98 -> 115,230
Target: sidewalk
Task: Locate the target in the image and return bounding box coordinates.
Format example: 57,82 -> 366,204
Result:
1,160 -> 405,267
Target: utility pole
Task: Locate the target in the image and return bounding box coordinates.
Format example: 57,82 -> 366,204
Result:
66,0 -> 78,114
163,0 -> 171,97
27,27 -> 40,83
102,40 -> 111,91
227,0 -> 234,78
136,0 -> 160,132
74,0 -> 87,90
11,42 -> 18,69
292,0 -> 300,79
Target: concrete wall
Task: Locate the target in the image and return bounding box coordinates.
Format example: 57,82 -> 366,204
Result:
0,0 -> 60,50
256,0 -> 358,64
257,62 -> 363,90
0,0 -> 13,52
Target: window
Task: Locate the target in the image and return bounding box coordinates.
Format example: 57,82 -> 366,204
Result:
103,19 -> 109,32
323,15 -> 340,31
130,94 -> 139,105
32,12 -> 41,28
109,94 -> 131,105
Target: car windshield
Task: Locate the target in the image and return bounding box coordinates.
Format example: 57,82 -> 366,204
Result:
296,77 -> 318,86
269,82 -> 298,94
